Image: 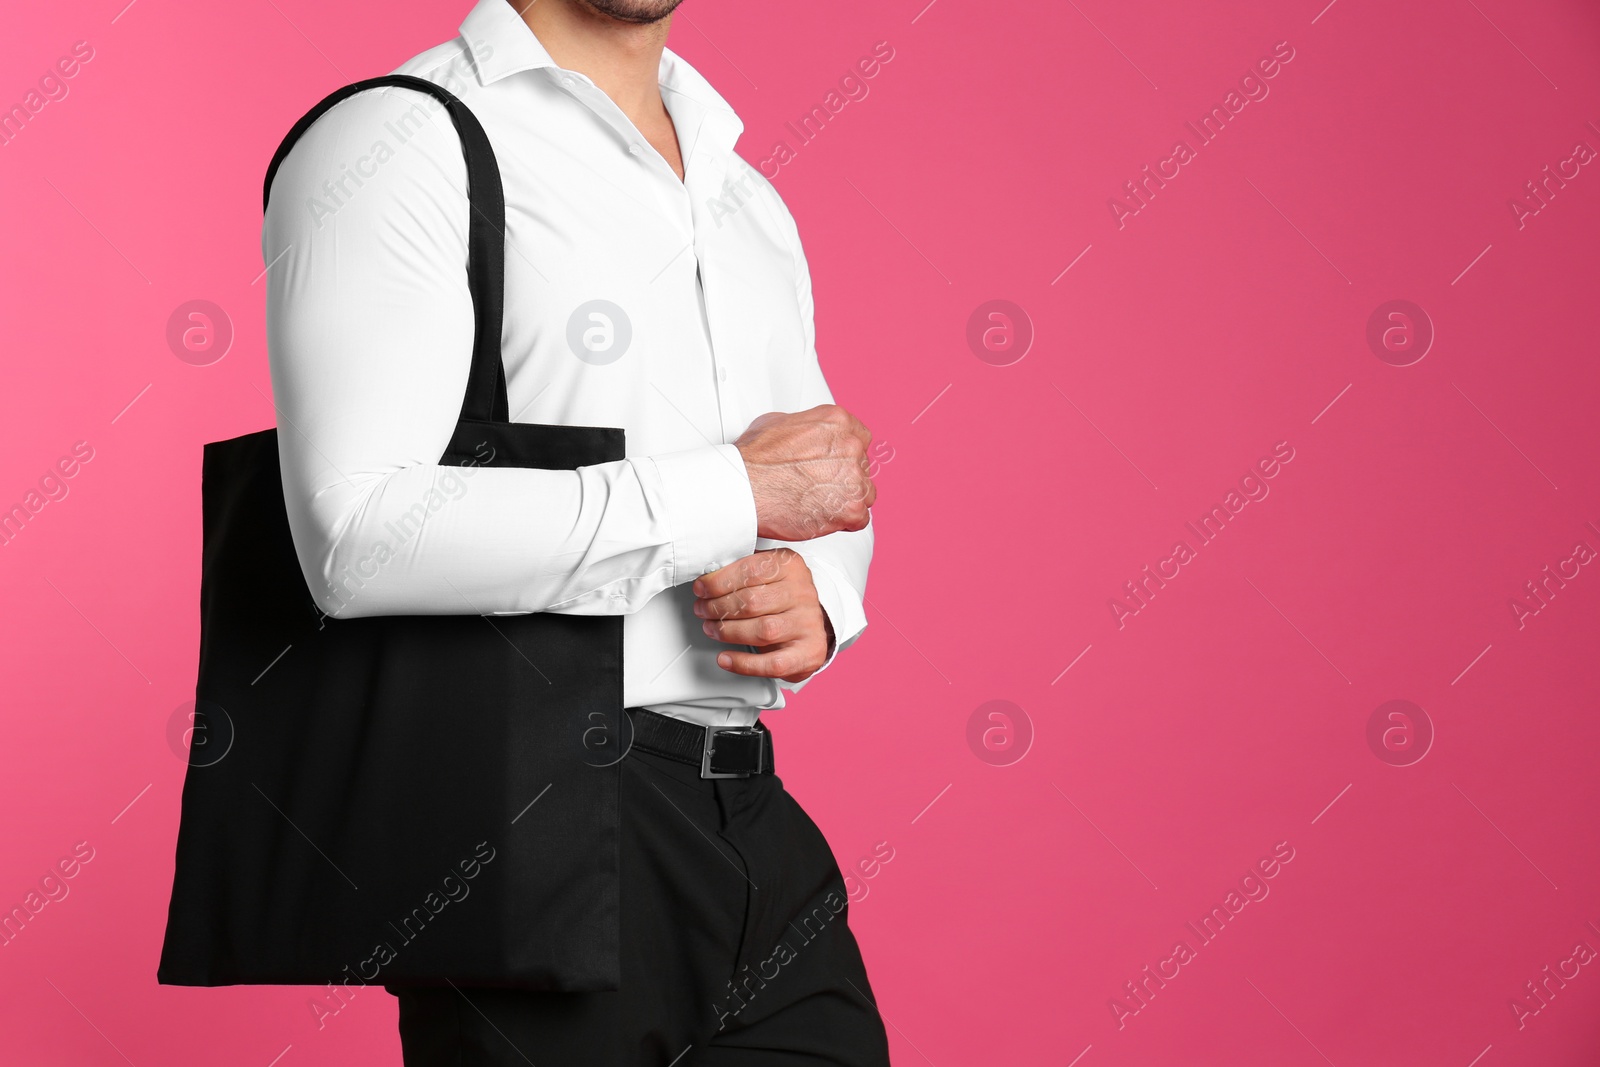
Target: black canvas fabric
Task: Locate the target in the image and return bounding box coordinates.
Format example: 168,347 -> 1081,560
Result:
157,75 -> 628,991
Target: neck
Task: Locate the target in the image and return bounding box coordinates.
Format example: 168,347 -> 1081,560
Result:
517,0 -> 670,116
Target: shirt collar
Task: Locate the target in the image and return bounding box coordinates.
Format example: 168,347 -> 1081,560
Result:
460,0 -> 559,84
459,0 -> 745,144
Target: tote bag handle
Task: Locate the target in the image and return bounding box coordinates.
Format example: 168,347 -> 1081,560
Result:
261,74 -> 510,425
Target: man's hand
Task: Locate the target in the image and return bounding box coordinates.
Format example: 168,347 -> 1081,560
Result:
693,549 -> 834,683
734,405 -> 876,542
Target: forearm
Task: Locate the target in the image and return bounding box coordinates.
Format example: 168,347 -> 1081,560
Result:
284,445 -> 754,619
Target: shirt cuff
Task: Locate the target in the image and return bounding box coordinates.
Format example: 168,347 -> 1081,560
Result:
779,554 -> 867,693
645,444 -> 758,585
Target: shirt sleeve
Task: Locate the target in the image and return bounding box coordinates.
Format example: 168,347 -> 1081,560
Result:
755,178 -> 874,692
263,85 -> 756,620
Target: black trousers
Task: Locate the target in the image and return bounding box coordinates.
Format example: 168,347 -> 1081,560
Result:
390,731 -> 891,1066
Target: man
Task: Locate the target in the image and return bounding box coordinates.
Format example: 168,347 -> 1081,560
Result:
263,0 -> 888,1063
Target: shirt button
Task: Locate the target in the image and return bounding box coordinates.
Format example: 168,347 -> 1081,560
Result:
629,143 -> 643,156
561,75 -> 576,88
718,367 -> 728,382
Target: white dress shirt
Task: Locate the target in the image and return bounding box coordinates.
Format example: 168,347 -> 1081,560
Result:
262,0 -> 871,726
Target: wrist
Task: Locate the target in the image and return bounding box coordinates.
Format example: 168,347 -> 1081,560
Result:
735,448 -> 776,540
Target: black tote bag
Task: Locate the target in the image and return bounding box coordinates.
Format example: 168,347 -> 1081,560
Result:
157,75 -> 628,990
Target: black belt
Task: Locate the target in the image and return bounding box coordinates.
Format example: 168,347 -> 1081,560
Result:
625,707 -> 774,778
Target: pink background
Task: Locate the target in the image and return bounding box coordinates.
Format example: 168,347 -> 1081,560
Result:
4,0 -> 1600,1063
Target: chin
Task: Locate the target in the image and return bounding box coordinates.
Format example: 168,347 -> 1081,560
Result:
578,0 -> 686,24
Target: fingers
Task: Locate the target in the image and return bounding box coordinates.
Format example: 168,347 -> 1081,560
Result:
696,582 -> 795,621
800,472 -> 873,535
702,610 -> 805,645
693,549 -> 797,600
831,408 -> 871,462
821,403 -> 872,445
699,557 -> 828,681
715,640 -> 826,682
834,410 -> 875,525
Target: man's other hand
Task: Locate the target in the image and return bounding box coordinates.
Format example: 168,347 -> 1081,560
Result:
734,405 -> 876,542
693,549 -> 834,683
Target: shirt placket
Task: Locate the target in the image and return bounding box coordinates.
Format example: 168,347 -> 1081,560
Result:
684,128 -> 739,445
556,71 -> 735,444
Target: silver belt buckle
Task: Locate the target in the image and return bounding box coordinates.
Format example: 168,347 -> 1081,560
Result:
701,724 -> 763,779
